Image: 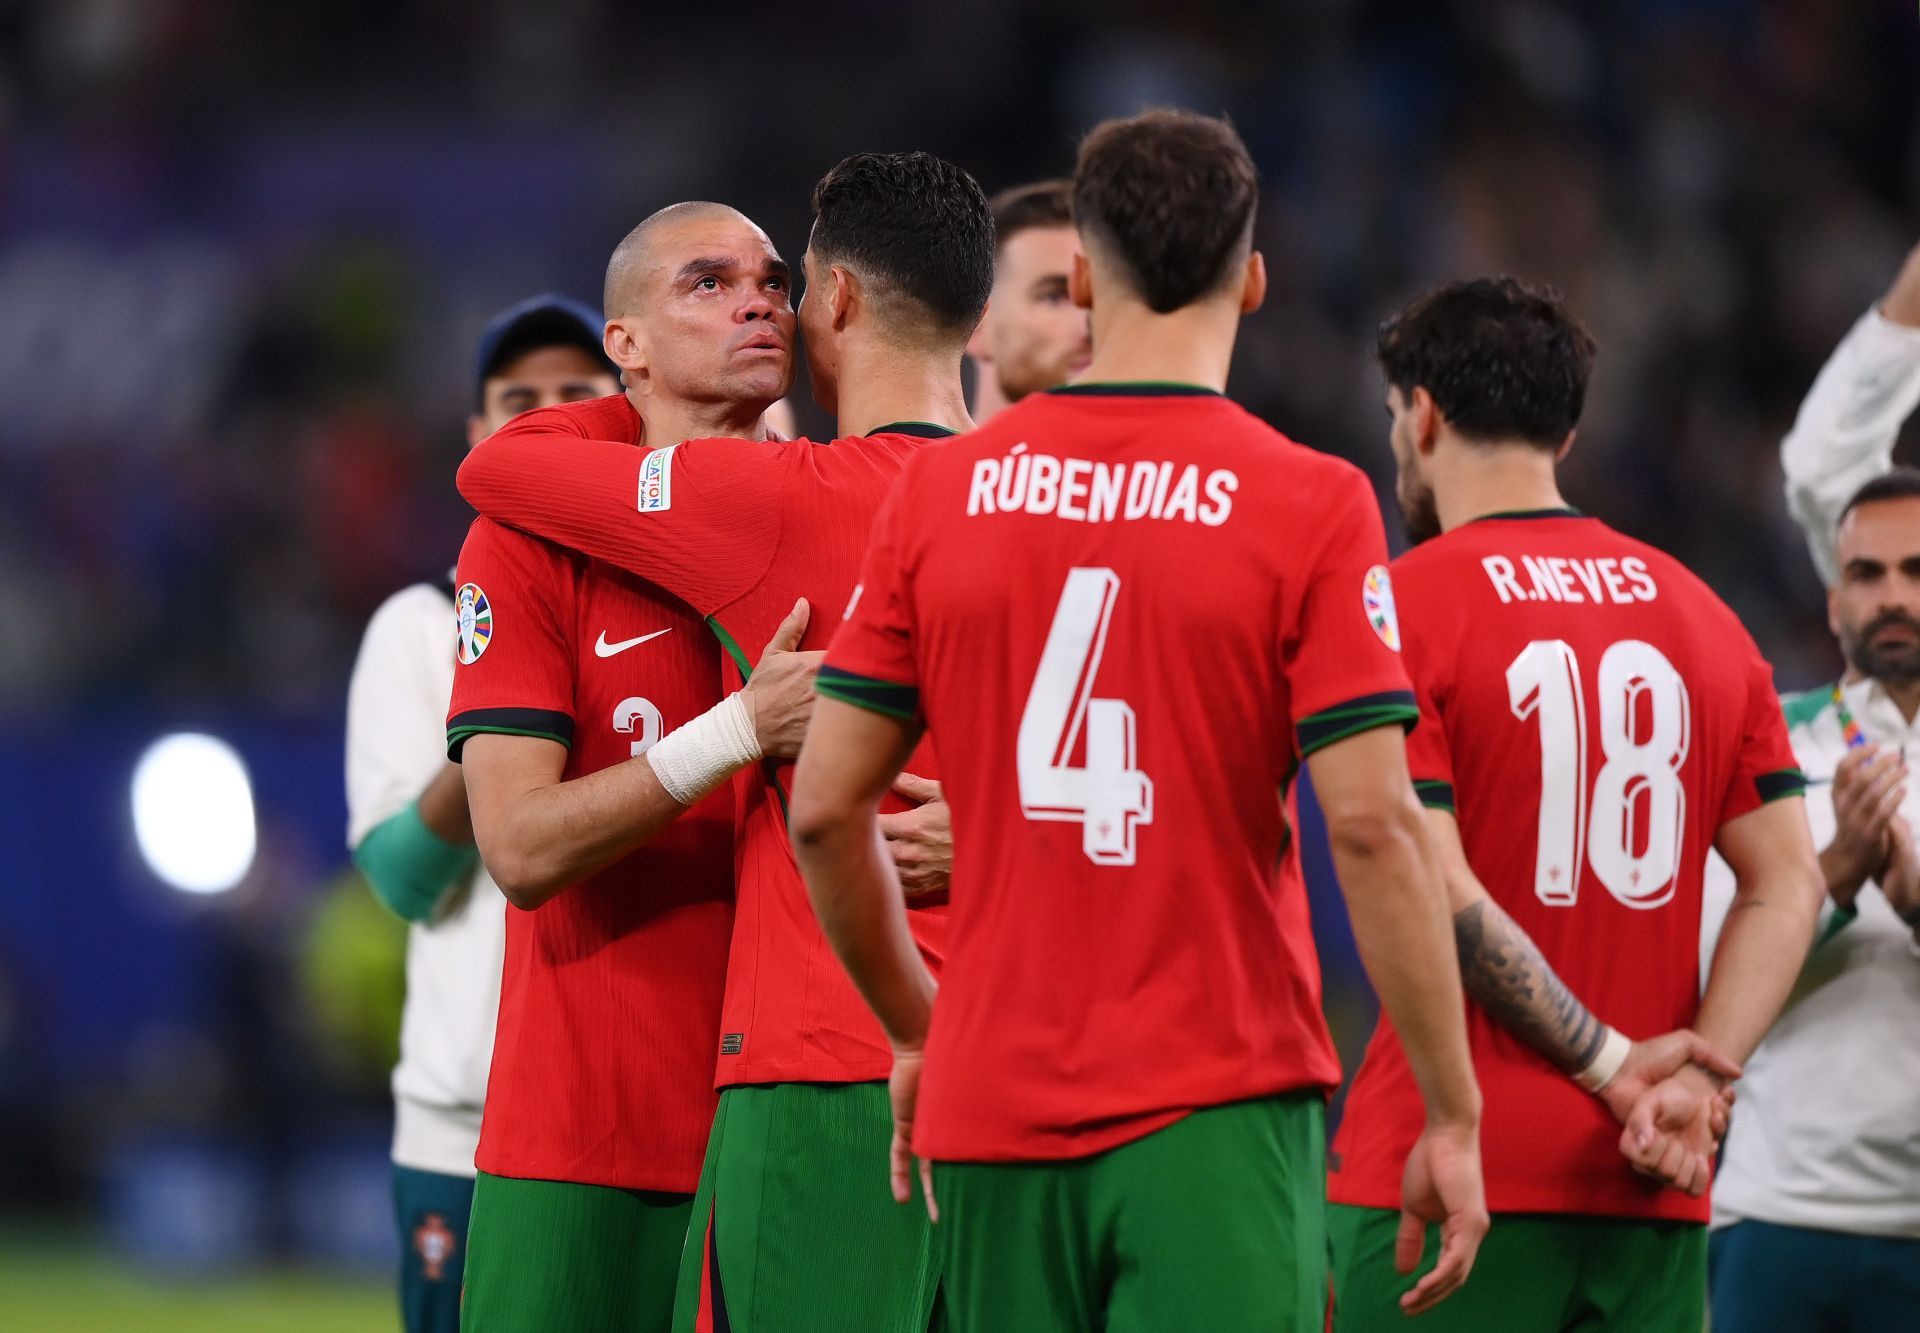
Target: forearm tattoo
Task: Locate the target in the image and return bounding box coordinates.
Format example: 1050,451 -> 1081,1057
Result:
1453,899 -> 1607,1073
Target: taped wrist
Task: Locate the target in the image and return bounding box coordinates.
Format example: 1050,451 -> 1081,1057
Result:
646,692 -> 762,805
1575,1026 -> 1632,1094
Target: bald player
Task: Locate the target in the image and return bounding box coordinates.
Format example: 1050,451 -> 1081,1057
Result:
458,153 -> 992,1333
450,203 -> 820,1333
966,179 -> 1093,420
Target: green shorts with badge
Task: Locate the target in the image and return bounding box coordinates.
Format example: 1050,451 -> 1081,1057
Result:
933,1092 -> 1329,1333
1329,1203 -> 1706,1333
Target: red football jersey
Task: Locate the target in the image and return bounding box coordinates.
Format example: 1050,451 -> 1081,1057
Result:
1327,510 -> 1804,1222
457,395 -> 950,1086
446,516 -> 734,1192
822,384 -> 1420,1163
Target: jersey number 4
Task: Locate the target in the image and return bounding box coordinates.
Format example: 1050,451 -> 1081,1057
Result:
1507,639 -> 1690,909
1018,568 -> 1154,865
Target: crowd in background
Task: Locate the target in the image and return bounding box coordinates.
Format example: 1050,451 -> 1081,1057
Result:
1,0 -> 1916,715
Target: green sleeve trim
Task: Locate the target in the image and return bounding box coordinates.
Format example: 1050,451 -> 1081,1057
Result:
1413,779 -> 1456,813
352,801 -> 479,922
446,707 -> 573,760
1779,685 -> 1835,732
1814,903 -> 1858,950
707,616 -> 755,681
1755,768 -> 1809,804
1297,690 -> 1419,757
816,665 -> 920,722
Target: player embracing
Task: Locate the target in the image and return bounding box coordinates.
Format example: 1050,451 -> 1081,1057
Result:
448,204 -> 825,1333
1326,278 -> 1827,1331
788,109 -> 1488,1331
457,155 -> 994,1330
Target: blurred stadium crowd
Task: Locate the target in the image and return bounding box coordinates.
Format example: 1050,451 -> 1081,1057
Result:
0,0 -> 1916,1291
1,0 -> 1916,713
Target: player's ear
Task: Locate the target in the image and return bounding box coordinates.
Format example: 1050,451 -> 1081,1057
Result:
1827,583 -> 1844,640
828,265 -> 855,332
1239,251 -> 1267,315
604,318 -> 646,377
1555,429 -> 1577,463
1410,386 -> 1441,456
1069,251 -> 1093,310
965,300 -> 993,362
466,414 -> 490,449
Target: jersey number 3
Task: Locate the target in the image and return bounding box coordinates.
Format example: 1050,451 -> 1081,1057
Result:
1507,639 -> 1690,909
1018,568 -> 1154,865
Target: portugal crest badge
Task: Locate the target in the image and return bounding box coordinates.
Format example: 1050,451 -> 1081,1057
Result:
456,583 -> 492,664
413,1212 -> 456,1281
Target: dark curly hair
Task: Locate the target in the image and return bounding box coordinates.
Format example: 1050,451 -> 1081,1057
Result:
809,151 -> 995,340
1376,277 -> 1598,449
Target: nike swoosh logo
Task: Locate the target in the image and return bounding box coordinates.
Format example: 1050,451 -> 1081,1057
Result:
594,628 -> 673,657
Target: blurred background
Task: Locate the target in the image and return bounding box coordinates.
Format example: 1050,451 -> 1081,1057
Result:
0,0 -> 1915,1326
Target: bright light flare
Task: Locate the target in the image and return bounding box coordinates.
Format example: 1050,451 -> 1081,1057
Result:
131,733 -> 257,895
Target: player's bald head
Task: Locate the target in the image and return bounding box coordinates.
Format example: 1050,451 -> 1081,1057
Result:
603,201 -> 763,316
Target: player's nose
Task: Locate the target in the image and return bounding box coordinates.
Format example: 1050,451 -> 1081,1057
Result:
739,288 -> 781,321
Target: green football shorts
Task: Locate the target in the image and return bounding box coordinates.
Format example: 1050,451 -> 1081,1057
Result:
671,1081 -> 943,1333
460,1171 -> 692,1333
1329,1203 -> 1706,1332
932,1092 -> 1329,1333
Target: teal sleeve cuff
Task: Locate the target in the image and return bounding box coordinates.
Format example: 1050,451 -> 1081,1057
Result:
352,801 -> 479,923
1813,903 -> 1858,950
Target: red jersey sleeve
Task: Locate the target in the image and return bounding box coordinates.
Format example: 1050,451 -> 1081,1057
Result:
1396,580 -> 1458,814
1286,470 -> 1419,757
446,518 -> 576,759
1718,644 -> 1808,825
818,469 -> 920,722
456,408 -> 790,616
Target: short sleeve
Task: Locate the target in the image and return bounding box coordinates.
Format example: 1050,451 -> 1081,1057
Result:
1718,648 -> 1808,826
1396,587 -> 1456,813
446,518 -> 577,759
346,585 -> 456,846
818,471 -> 920,721
1285,471 -> 1419,757
457,413 -> 789,616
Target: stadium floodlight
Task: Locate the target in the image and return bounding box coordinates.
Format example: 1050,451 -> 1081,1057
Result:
131,732 -> 257,895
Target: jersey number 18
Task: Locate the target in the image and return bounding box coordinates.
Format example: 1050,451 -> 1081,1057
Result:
1507,638 -> 1691,910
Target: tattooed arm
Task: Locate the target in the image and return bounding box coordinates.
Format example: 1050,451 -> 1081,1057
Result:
1428,811 -> 1738,1126
1452,894 -> 1607,1075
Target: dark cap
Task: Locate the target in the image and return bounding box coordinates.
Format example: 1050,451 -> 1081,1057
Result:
473,294 -> 614,404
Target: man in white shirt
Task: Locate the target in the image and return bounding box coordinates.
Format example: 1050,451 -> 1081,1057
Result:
1782,240 -> 1920,583
344,295 -> 619,1333
1703,245 -> 1920,1331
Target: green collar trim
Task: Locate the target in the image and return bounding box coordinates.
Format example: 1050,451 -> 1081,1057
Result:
1468,507 -> 1585,523
868,421 -> 959,439
1047,381 -> 1224,398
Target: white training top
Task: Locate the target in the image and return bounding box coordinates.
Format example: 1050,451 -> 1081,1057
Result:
1701,680 -> 1920,1238
1781,305 -> 1920,586
345,581 -> 505,1178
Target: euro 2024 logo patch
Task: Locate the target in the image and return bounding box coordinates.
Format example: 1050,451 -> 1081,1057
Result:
456,583 -> 492,664
1363,565 -> 1401,651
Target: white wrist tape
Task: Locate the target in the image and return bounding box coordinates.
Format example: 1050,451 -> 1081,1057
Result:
646,692 -> 762,805
1574,1027 -> 1632,1094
